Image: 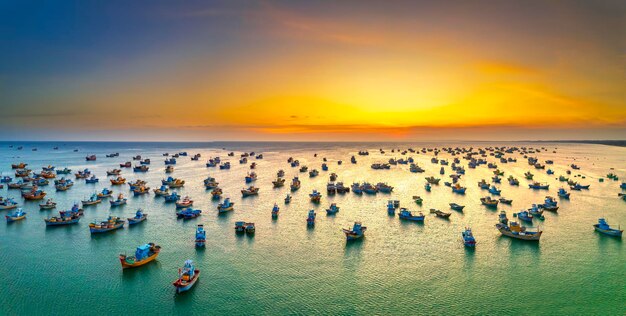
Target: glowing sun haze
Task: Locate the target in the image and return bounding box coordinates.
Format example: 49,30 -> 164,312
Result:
1,0 -> 624,141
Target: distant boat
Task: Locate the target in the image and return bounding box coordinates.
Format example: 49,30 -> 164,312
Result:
172,260 -> 200,293
128,209 -> 147,225
6,208 -> 26,222
195,225 -> 206,247
343,222 -> 367,240
306,210 -> 316,226
449,203 -> 465,211
89,216 -> 125,233
593,218 -> 622,237
217,198 -> 234,213
495,221 -> 542,241
462,228 -> 476,247
326,203 -> 340,215
398,208 -> 425,221
119,243 -> 160,269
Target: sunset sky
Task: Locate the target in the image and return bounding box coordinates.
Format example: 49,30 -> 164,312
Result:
1,0 -> 624,141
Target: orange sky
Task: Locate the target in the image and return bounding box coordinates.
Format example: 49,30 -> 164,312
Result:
1,1 -> 624,140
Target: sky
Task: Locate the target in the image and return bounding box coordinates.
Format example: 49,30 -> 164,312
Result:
0,0 -> 624,141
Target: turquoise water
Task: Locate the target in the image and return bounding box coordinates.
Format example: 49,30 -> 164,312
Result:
0,142 -> 624,315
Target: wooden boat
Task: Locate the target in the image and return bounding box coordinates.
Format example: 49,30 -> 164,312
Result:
110,177 -> 126,185
12,163 -> 27,169
241,186 -> 259,197
306,210 -> 316,226
413,196 -> 423,204
119,243 -> 161,269
290,177 -> 301,191
195,225 -> 206,247
451,184 -> 466,194
399,208 -> 425,221
106,169 -> 121,176
449,203 -> 465,211
271,203 -> 280,218
110,194 -> 128,206
462,228 -> 476,247
0,198 -> 19,210
6,208 -> 26,222
22,188 -> 46,200
480,196 -> 499,208
133,165 -> 149,172
326,203 -> 340,215
59,204 -> 83,217
39,199 -> 57,210
56,168 -> 71,175
133,186 -> 150,196
593,218 -> 622,237
85,155 -> 97,161
165,165 -> 174,173
97,188 -> 114,199
272,177 -> 285,187
82,193 -> 102,206
343,222 -> 366,240
128,209 -> 147,225
495,222 -> 542,241
153,185 -> 170,196
120,162 -> 132,168
217,198 -> 234,212
44,215 -> 81,226
498,197 -> 513,205
430,208 -> 451,218
284,194 -> 292,204
176,208 -> 201,219
173,260 -> 200,293
175,196 -> 194,208
89,216 -> 125,233
528,182 -> 549,190
425,176 -> 440,185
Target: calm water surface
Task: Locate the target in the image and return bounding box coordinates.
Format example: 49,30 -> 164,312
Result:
0,142 -> 624,315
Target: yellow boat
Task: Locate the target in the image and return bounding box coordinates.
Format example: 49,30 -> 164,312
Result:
119,243 -> 161,269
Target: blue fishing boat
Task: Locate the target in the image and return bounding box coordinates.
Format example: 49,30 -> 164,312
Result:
450,203 -> 465,211
593,218 -> 622,237
39,199 -> 57,210
219,162 -> 231,170
59,204 -> 83,217
97,188 -> 114,199
326,203 -> 340,215
508,176 -> 519,186
309,190 -> 322,203
540,196 -> 559,211
451,184 -> 466,194
492,176 -> 501,184
387,200 -> 396,215
81,193 -> 102,206
173,260 -> 200,293
235,221 -> 246,233
153,185 -> 170,196
306,210 -> 316,226
488,186 -> 501,195
480,196 -> 499,208
462,228 -> 476,247
284,194 -> 292,204
164,158 -> 177,165
271,203 -> 280,218
351,183 -> 362,194
128,209 -> 147,225
164,192 -> 181,202
89,216 -> 125,233
119,243 -> 160,269
56,168 -> 71,175
528,204 -> 545,219
0,197 -> 18,210
133,165 -> 149,172
110,194 -> 128,207
425,183 -> 431,192
343,222 -> 367,240
498,211 -> 509,225
217,198 -> 234,212
321,163 -> 328,171
204,176 -> 219,189
195,225 -> 206,247
6,208 -> 26,222
44,214 -> 81,226
398,208 -> 425,221
1,176 -> 13,183
245,172 -> 257,183
515,210 -> 533,222
547,169 -> 554,175
557,188 -> 570,198
528,182 -> 549,190
570,183 -> 590,190
621,183 -> 626,190
140,159 -> 151,165
176,208 -> 201,219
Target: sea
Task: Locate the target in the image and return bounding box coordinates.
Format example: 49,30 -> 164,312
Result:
0,141 -> 624,315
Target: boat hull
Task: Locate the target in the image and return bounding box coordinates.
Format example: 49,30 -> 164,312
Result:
173,270 -> 200,293
120,252 -> 159,269
593,225 -> 623,237
89,223 -> 124,233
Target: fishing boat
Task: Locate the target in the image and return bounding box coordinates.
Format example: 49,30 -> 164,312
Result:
120,162 -> 132,168
424,183 -> 431,192
153,185 -> 170,196
570,183 -> 590,190
95,189 -> 113,200
557,188 -> 570,198
528,182 -> 549,190
515,210 -> 534,222
245,222 -> 255,233
425,176 -> 440,185
39,199 -> 57,210
12,162 -> 27,169
413,196 -> 423,204
203,176 -> 219,189
462,228 -> 476,247
508,176 -> 519,186
276,169 -> 285,177
362,182 -> 377,194
176,208 -> 202,219
195,225 -> 206,247
528,204 -> 545,219
326,203 -> 340,215
593,218 -> 622,237
245,172 -> 257,183
351,183 -> 362,194
495,221 -> 542,241
175,196 -> 194,208
235,221 -> 246,233
85,155 -> 97,161
480,196 -> 499,208
44,214 -> 81,226
558,175 -> 569,182
321,163 -> 328,171
376,182 -> 394,193
56,168 -> 71,175
309,169 -> 319,178
211,187 -> 222,199
109,177 -> 126,185
306,210 -> 316,226
451,183 -> 466,194
540,196 -> 559,211
6,208 -> 26,222
386,200 -> 396,215
430,208 -> 451,218
241,186 -> 259,197
524,172 -> 534,180
128,209 -> 147,225
133,165 -> 149,172
119,243 -> 161,269
89,216 -> 125,233
271,203 -> 280,218
217,198 -> 234,213
450,203 -> 465,211
284,194 -> 292,204
488,186 -> 501,195
498,211 -> 509,225
299,165 -> 308,172
106,169 -> 122,176
621,183 -> 626,190
398,208 -> 425,221
22,187 -> 46,200
165,165 -> 174,173
81,193 -> 102,206
477,179 -> 489,189
498,197 -> 513,205
571,164 -> 580,170
15,169 -> 31,178
219,162 -> 231,169
163,177 -> 185,188
140,159 -> 151,165
172,260 -> 200,293
0,176 -> 12,183
272,177 -> 285,187
343,222 -> 367,240
309,190 -> 322,203
410,164 -> 425,173
164,192 -> 180,202
133,186 -> 150,196
110,194 -> 128,206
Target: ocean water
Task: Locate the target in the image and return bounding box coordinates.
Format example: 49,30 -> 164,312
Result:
0,141 -> 624,315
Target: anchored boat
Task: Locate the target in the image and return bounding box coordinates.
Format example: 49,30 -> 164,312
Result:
119,243 -> 161,269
